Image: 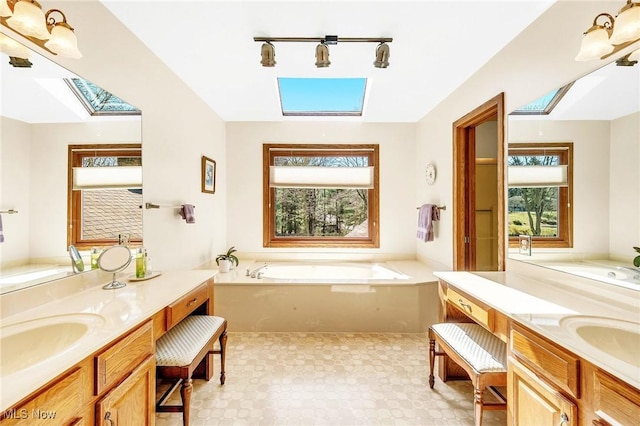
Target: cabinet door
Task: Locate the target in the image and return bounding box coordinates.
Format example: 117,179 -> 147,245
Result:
508,358 -> 577,426
96,356 -> 155,426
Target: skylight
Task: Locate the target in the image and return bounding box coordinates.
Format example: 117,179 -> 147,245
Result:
511,83 -> 573,115
278,78 -> 366,116
66,78 -> 141,116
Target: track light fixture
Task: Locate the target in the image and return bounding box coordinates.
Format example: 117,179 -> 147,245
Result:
254,35 -> 392,68
373,42 -> 390,68
260,41 -> 276,67
0,0 -> 82,59
315,42 -> 330,68
575,0 -> 640,61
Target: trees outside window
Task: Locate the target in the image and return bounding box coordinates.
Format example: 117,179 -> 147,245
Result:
507,143 -> 573,248
263,144 -> 379,248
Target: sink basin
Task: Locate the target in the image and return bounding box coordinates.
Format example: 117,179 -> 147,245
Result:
0,313 -> 105,376
560,316 -> 640,367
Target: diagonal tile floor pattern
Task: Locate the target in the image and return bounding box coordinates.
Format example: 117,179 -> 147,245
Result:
156,332 -> 507,426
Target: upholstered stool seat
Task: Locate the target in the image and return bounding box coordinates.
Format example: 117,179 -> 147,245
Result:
156,315 -> 227,426
429,323 -> 507,426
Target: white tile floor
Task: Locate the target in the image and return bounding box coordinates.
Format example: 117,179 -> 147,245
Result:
156,332 -> 507,426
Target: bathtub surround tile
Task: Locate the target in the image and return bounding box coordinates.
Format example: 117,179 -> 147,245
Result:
156,332 -> 506,425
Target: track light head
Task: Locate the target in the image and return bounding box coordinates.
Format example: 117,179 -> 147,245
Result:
260,42 -> 276,67
373,42 -> 390,68
315,42 -> 330,68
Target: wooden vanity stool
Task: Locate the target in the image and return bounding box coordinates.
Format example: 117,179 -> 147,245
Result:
155,315 -> 228,426
428,322 -> 507,426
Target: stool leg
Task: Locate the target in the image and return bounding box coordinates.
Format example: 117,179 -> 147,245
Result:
474,386 -> 484,426
180,378 -> 193,426
428,337 -> 436,389
219,330 -> 227,385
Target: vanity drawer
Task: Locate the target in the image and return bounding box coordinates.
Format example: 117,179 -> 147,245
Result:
0,367 -> 84,425
94,320 -> 153,395
165,281 -> 210,330
447,287 -> 494,331
510,324 -> 580,398
592,368 -> 640,426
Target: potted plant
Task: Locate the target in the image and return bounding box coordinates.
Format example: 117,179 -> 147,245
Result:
216,246 -> 239,273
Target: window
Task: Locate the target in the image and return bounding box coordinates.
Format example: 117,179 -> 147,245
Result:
507,142 -> 573,248
263,144 -> 379,248
278,78 -> 367,116
66,78 -> 141,116
68,144 -> 142,249
510,83 -> 573,115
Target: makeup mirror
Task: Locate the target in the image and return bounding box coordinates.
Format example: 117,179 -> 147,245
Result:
98,245 -> 132,290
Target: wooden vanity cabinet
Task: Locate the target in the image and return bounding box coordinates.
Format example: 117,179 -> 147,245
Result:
508,357 -> 578,426
437,278 -> 640,426
95,356 -> 155,426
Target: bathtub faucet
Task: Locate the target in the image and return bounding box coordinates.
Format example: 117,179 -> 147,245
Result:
615,266 -> 640,280
250,263 -> 268,278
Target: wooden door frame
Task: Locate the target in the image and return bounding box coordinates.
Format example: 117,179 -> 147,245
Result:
452,93 -> 505,271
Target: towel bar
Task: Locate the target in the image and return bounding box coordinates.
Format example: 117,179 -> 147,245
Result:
416,205 -> 446,211
145,203 -> 195,210
0,209 -> 18,214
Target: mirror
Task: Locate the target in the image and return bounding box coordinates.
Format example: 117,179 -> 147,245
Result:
68,245 -> 84,273
98,245 -> 132,290
0,33 -> 142,294
508,57 -> 640,290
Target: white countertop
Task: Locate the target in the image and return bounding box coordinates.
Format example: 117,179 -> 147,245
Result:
434,271 -> 640,390
0,269 -> 216,411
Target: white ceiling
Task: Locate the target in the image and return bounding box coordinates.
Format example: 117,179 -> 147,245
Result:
1,1 -> 638,124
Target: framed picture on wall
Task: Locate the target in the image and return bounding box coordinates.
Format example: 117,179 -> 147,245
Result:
201,155 -> 216,194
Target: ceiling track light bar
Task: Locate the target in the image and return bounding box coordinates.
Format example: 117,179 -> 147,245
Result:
254,36 -> 393,44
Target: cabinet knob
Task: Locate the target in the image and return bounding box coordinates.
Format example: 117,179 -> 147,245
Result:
104,411 -> 115,426
559,412 -> 569,426
458,299 -> 472,312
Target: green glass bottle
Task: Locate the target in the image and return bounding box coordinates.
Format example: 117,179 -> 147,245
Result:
136,247 -> 147,278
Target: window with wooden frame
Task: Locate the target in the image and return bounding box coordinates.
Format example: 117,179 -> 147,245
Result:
507,142 -> 573,248
263,144 -> 379,248
68,144 -> 142,249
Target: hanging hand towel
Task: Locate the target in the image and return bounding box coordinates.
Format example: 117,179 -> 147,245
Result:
416,204 -> 440,242
180,204 -> 196,224
0,214 -> 4,242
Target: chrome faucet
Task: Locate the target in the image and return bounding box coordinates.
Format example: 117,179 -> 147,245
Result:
615,266 -> 640,280
249,263 -> 268,278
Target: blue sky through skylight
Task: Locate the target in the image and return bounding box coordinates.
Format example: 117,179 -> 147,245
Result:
278,78 -> 366,116
513,89 -> 561,114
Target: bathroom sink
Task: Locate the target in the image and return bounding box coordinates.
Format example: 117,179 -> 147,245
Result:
0,313 -> 105,376
560,316 -> 640,368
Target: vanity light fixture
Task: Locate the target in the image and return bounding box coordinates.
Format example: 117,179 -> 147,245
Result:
0,0 -> 82,59
254,35 -> 392,68
575,0 -> 640,61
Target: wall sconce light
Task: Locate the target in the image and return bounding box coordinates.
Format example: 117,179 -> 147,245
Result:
576,0 -> 640,61
254,35 -> 392,68
0,0 -> 82,59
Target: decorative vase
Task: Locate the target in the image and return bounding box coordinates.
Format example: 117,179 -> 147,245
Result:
218,259 -> 232,273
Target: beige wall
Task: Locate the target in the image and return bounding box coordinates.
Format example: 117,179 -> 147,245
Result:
0,117 -> 31,265
226,122 -> 417,259
610,112 -> 640,260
